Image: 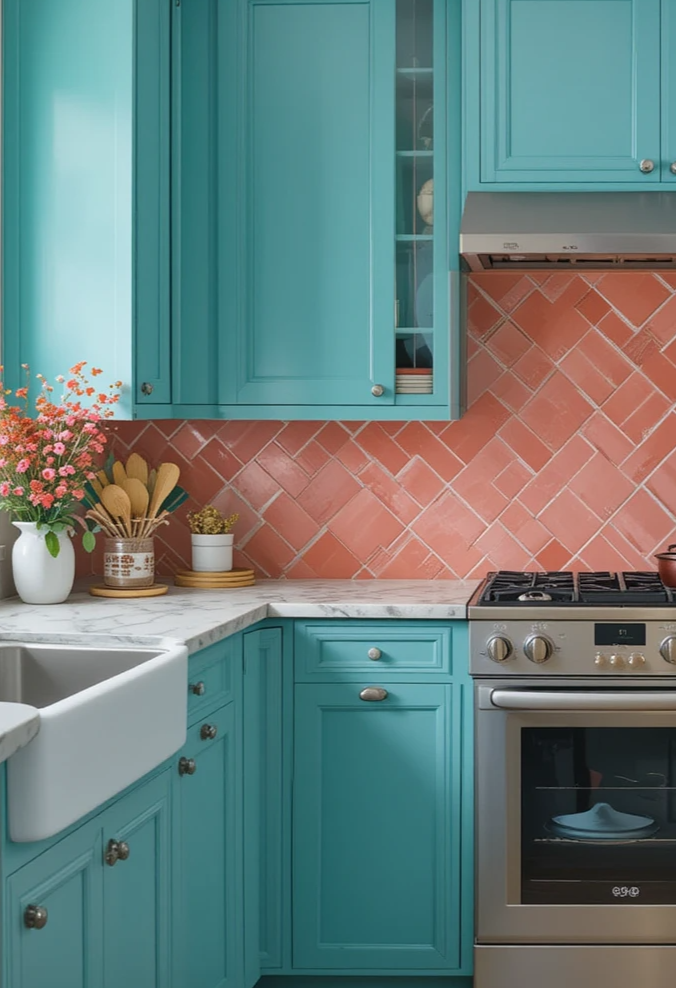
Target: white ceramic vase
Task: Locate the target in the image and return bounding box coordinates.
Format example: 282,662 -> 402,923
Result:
191,533 -> 234,573
12,522 -> 75,604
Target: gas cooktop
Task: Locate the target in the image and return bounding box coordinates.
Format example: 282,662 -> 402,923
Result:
475,570 -> 675,606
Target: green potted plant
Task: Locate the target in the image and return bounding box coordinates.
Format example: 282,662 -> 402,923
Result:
187,506 -> 239,572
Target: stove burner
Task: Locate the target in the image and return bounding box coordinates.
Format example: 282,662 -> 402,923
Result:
477,570 -> 674,606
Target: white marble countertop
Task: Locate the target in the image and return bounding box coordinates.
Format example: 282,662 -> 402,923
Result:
0,702 -> 39,764
0,579 -> 480,654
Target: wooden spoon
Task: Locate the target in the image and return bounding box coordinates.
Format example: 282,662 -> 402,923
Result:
147,468 -> 157,497
122,478 -> 149,537
142,463 -> 180,536
101,485 -> 133,539
126,452 -> 149,487
112,461 -> 127,487
96,470 -> 110,488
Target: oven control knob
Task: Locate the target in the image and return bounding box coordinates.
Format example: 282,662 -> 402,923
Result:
486,636 -> 513,663
628,653 -> 646,669
523,635 -> 553,664
608,654 -> 624,668
594,653 -> 607,668
660,637 -> 676,665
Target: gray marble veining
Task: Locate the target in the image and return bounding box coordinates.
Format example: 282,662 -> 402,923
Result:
0,703 -> 39,763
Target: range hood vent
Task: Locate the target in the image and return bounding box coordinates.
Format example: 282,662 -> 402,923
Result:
460,192 -> 676,272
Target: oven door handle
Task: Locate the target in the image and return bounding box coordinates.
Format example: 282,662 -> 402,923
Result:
487,689 -> 676,712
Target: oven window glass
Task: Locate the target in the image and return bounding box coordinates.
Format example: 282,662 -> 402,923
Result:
521,728 -> 676,905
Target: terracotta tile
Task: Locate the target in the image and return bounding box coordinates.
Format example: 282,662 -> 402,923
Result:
499,501 -> 551,554
210,489 -> 260,542
602,372 -> 656,428
354,423 -> 410,476
646,449 -> 676,516
199,438 -> 245,483
611,489 -> 676,555
655,272 -> 676,289
489,372 -> 532,412
498,418 -> 552,470
180,459 -> 226,504
262,492 -> 318,551
486,321 -> 531,367
620,412 -> 676,482
395,422 -> 464,482
537,273 -> 588,305
375,537 -> 445,579
598,310 -> 634,349
242,526 -> 295,577
576,289 -> 611,326
603,525 -> 655,570
297,460 -> 361,525
335,439 -> 371,474
467,347 -> 504,405
474,522 -> 532,570
519,436 -> 595,515
622,327 -> 660,367
469,272 -> 534,312
217,420 -> 281,460
441,392 -> 511,463
578,534 -> 636,573
521,371 -> 595,451
560,349 -> 615,405
598,273 -> 670,327
316,421 -> 351,454
152,419 -> 184,439
396,457 -> 446,508
415,491 -> 485,560
536,539 -> 573,572
229,461 -> 280,511
170,422 -> 219,460
539,489 -> 600,554
640,349 -> 676,401
285,557 -> 319,579
493,460 -> 532,499
330,489 -> 405,558
257,442 -> 310,498
578,331 -> 633,387
581,412 -> 634,465
467,293 -> 503,339
299,531 -> 361,579
359,461 -> 420,522
512,345 -> 555,390
294,440 -> 331,477
274,421 -> 322,457
512,284 -> 590,359
643,293 -> 676,345
620,391 -> 671,445
569,454 -> 634,519
453,439 -> 512,522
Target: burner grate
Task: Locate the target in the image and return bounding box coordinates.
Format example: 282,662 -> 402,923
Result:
477,570 -> 674,606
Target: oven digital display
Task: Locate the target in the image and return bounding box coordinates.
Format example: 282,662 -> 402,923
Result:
594,623 -> 646,646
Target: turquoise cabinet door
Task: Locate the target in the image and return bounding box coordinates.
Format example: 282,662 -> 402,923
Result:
293,682 -> 462,971
479,0 -> 661,184
243,626 -> 285,972
221,0 -> 396,407
172,706 -> 240,988
663,0 -> 676,182
103,772 -> 171,988
6,818 -> 103,988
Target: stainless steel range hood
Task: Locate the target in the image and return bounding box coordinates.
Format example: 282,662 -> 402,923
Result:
460,191 -> 676,271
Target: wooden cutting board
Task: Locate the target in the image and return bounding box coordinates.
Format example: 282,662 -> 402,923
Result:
89,584 -> 169,598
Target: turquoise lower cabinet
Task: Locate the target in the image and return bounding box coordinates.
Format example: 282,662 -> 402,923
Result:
172,705 -> 240,988
470,0 -> 662,187
5,771 -> 170,988
293,681 -> 463,972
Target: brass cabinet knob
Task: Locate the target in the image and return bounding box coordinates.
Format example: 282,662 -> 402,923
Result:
371,384 -> 385,397
189,681 -> 206,696
359,686 -> 388,701
140,382 -> 154,395
200,723 -> 218,741
178,756 -> 197,776
367,647 -> 382,661
105,839 -> 131,867
639,159 -> 655,173
24,905 -> 48,929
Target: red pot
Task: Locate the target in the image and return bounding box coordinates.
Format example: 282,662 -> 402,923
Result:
655,544 -> 676,587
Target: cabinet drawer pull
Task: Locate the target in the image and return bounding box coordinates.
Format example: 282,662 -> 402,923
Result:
359,687 -> 388,702
200,723 -> 218,741
639,158 -> 655,174
189,681 -> 206,696
24,905 -> 48,929
367,647 -> 382,661
105,839 -> 130,866
178,756 -> 197,776
371,384 -> 385,397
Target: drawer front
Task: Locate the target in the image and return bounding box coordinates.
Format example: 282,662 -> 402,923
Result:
187,639 -> 236,722
294,621 -> 455,682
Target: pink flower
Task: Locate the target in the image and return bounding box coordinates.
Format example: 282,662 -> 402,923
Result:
58,430 -> 73,441
72,488 -> 85,500
65,416 -> 76,426
0,436 -> 10,446
53,442 -> 66,455
83,422 -> 98,433
16,459 -> 30,473
0,482 -> 9,497
0,459 -> 6,469
58,465 -> 75,478
12,487 -> 24,496
39,493 -> 54,509
55,484 -> 68,499
41,468 -> 56,481
46,457 -> 55,466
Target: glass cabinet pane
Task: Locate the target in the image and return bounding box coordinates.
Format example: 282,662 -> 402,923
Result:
395,0 -> 435,396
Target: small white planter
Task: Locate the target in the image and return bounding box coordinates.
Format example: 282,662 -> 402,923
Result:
191,533 -> 234,573
12,522 -> 75,604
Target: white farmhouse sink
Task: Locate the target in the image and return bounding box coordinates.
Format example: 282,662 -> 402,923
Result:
2,641 -> 188,841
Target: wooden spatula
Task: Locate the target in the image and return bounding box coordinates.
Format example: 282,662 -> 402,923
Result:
122,478 -> 150,537
141,463 -> 180,536
101,485 -> 133,539
112,461 -> 128,487
126,452 -> 149,487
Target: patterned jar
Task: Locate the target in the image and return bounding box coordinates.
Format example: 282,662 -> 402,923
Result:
103,538 -> 155,589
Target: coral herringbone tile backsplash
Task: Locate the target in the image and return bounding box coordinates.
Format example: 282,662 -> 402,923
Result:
96,272 -> 676,579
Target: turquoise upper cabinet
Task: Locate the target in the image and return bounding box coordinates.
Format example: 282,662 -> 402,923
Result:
663,0 -> 676,181
467,0 -> 662,188
293,682 -> 462,971
2,0 -> 171,414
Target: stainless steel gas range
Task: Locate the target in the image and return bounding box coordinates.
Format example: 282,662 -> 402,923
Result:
469,570 -> 676,988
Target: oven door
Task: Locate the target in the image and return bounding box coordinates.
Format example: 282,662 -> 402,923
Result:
476,679 -> 676,944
